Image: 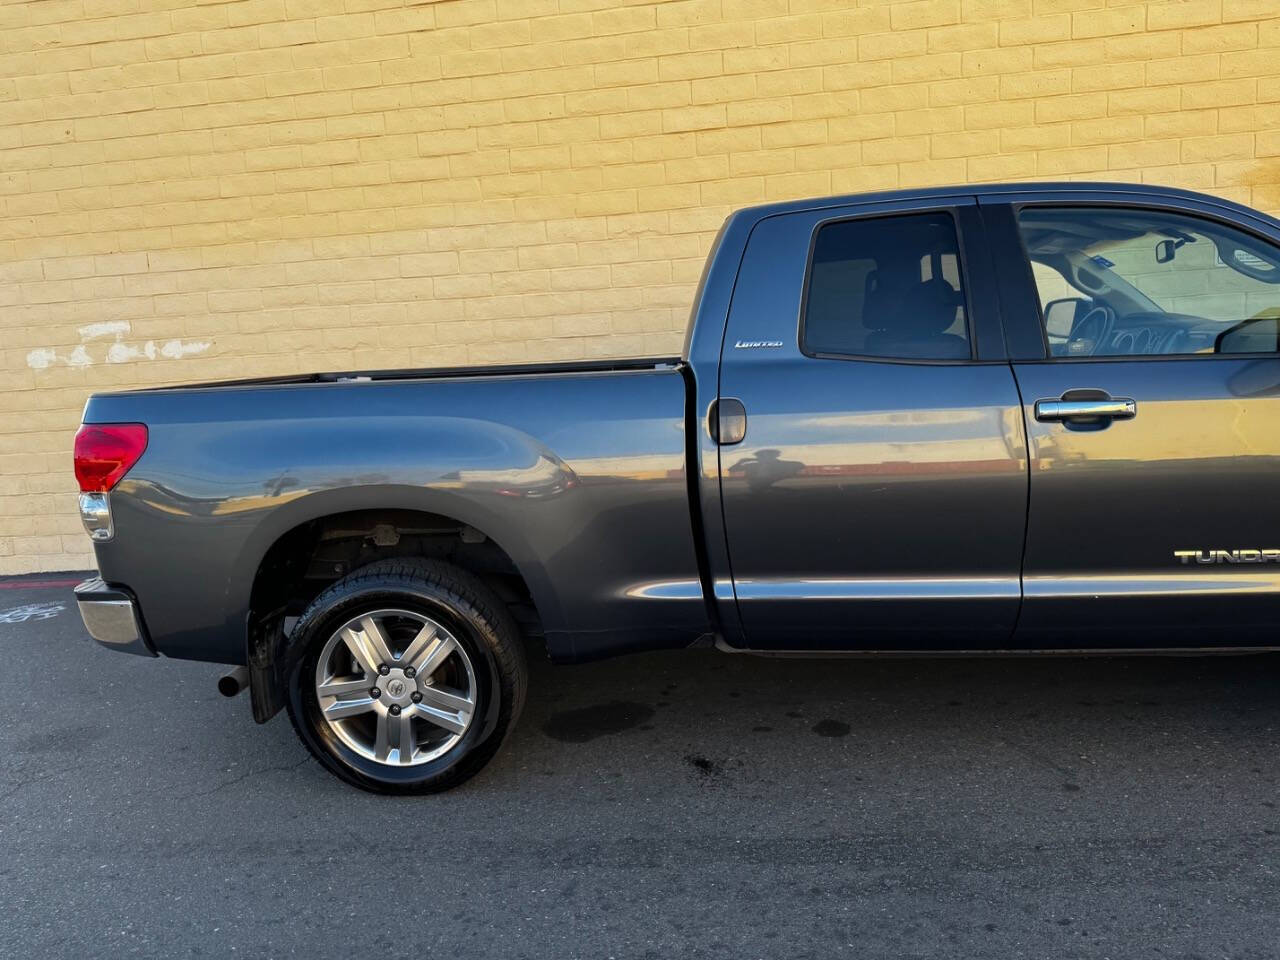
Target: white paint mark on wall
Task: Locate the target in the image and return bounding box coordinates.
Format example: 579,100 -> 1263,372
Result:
108,340 -> 168,363
160,339 -> 210,359
79,320 -> 131,341
26,348 -> 57,370
29,336 -> 209,370
106,342 -> 140,363
66,345 -> 93,368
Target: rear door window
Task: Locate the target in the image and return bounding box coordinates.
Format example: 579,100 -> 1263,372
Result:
803,212 -> 972,361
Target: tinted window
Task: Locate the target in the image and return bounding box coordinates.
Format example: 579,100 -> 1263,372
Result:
1017,206 -> 1280,357
803,212 -> 970,360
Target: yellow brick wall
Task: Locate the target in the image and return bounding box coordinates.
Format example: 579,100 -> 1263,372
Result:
4,0 -> 1280,573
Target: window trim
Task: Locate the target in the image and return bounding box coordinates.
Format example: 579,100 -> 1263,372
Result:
1010,199 -> 1280,364
797,206 -> 980,366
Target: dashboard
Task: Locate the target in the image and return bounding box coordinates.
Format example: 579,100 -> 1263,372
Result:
1051,307 -> 1228,357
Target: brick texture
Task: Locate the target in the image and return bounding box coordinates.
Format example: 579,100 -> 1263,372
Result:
4,0 -> 1280,572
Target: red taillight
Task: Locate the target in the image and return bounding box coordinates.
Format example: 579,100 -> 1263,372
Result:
73,423 -> 148,493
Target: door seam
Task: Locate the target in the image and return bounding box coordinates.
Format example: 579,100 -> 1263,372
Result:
1007,360 -> 1032,641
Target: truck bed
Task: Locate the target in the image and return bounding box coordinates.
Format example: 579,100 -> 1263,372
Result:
83,360 -> 706,665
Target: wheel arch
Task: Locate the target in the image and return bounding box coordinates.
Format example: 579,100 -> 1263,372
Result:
232,486 -> 559,722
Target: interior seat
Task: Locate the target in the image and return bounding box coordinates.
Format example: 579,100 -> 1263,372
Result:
863,271 -> 969,360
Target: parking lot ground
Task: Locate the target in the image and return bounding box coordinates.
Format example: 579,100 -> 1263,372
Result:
2,574 -> 1279,959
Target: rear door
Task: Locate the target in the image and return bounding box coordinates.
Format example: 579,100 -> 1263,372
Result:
982,191 -> 1280,647
717,196 -> 1029,650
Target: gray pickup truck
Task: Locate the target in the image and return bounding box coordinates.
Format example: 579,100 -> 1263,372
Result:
74,182 -> 1280,792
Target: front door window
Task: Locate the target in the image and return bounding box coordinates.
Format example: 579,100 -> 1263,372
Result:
1016,207 -> 1280,357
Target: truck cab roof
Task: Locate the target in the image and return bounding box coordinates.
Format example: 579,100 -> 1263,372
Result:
727,181 -> 1279,228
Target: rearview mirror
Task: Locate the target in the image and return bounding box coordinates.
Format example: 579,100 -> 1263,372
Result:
1155,239 -> 1177,264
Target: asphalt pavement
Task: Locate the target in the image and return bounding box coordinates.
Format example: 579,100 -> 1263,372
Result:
1,574 -> 1278,959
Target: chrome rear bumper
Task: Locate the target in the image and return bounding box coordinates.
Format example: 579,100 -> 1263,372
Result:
75,578 -> 156,657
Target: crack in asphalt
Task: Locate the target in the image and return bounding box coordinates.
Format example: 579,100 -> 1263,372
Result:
0,769 -> 72,805
176,757 -> 311,801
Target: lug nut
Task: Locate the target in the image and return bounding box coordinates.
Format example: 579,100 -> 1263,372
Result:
378,664 -> 390,676
389,704 -> 401,716
404,667 -> 416,679
370,687 -> 381,698
411,691 -> 422,703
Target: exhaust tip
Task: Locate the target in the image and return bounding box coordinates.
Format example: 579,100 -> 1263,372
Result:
218,665 -> 250,698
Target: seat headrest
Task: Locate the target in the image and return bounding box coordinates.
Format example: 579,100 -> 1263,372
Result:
864,274 -> 961,336
900,277 -> 962,336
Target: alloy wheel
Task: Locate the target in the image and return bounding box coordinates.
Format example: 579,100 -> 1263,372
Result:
313,608 -> 477,766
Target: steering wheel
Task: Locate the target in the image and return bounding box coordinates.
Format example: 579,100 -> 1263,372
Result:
1067,304 -> 1115,357
1161,328 -> 1188,356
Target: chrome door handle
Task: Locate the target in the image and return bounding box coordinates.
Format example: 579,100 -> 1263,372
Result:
1034,397 -> 1136,422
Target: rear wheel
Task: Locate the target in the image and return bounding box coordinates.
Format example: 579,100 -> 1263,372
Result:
283,558 -> 526,793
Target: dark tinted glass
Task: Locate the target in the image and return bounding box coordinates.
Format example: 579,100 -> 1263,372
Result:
803,212 -> 970,360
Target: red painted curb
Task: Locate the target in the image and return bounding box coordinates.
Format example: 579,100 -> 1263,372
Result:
0,578 -> 84,591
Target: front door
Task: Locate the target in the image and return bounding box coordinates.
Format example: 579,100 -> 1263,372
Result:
717,198 -> 1029,650
984,193 -> 1280,647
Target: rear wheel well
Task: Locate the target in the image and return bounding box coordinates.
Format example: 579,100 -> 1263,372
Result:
246,510 -> 542,720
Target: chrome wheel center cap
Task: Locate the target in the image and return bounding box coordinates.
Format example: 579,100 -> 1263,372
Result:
381,669 -> 414,706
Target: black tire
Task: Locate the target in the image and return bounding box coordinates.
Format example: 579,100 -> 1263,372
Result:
283,558 -> 527,794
